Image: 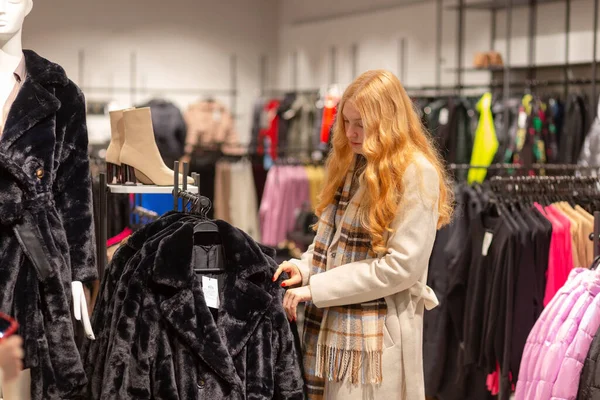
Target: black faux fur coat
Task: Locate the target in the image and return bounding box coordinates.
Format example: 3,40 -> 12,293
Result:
0,50 -> 97,398
82,214 -> 305,399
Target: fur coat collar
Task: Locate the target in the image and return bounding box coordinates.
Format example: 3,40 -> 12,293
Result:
152,220 -> 279,388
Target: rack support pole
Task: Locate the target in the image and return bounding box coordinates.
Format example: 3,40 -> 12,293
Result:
504,0 -> 513,141
98,173 -> 107,281
593,0 -> 599,118
173,161 -> 180,211
595,212 -> 600,258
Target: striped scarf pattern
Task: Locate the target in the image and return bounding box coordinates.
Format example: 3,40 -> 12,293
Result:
303,156 -> 387,399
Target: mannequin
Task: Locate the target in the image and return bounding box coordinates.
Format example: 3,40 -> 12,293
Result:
0,0 -> 97,398
0,0 -> 30,106
0,0 -> 92,338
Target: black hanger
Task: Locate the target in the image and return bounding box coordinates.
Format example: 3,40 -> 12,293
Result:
590,255 -> 600,271
193,221 -> 225,275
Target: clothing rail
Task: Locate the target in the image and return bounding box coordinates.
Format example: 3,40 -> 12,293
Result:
173,161 -> 211,214
448,163 -> 600,171
406,78 -> 600,94
488,174 -> 600,185
487,173 -> 600,259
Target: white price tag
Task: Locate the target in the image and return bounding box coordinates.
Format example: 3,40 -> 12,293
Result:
439,108 -> 449,125
202,276 -> 220,309
482,231 -> 494,256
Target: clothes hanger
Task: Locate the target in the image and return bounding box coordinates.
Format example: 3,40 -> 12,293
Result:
590,255 -> 600,271
191,196 -> 226,275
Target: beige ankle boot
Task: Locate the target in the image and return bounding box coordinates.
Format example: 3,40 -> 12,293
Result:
106,108 -> 132,184
119,107 -> 194,186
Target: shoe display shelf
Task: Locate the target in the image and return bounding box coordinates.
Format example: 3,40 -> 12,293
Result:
95,162 -> 198,281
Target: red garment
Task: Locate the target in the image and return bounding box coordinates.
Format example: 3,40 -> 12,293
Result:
320,104 -> 336,144
107,227 -> 133,248
543,205 -> 573,305
486,364 -> 515,396
258,99 -> 280,159
319,95 -> 339,144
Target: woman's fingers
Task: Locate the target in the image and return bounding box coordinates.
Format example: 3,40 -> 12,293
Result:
273,262 -> 302,287
283,291 -> 300,321
272,265 -> 286,282
281,274 -> 301,288
283,291 -> 293,320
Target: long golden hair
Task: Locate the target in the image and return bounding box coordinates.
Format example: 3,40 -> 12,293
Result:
315,69 -> 454,253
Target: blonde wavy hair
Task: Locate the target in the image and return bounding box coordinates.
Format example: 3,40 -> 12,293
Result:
315,69 -> 454,253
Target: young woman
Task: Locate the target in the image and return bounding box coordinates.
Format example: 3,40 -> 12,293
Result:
273,69 -> 454,400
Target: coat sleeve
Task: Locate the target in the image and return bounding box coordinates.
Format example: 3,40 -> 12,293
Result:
53,83 -> 98,283
289,243 -> 315,286
309,160 -> 440,308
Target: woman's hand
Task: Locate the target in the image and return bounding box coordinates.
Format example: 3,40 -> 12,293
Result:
0,335 -> 24,382
272,261 -> 302,288
283,286 -> 312,321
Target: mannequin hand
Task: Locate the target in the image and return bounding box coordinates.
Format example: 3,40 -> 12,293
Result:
273,261 -> 302,288
72,281 -> 95,340
0,336 -> 23,383
283,286 -> 312,322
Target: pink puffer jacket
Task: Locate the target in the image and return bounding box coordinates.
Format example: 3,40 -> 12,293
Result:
515,268 -> 600,400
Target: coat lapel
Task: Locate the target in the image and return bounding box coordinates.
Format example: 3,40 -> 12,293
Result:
0,50 -> 67,152
0,80 -> 60,150
153,221 -> 276,390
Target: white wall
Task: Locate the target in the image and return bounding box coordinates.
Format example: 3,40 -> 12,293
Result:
277,0 -> 600,93
22,0 -> 280,144
19,0 -> 600,145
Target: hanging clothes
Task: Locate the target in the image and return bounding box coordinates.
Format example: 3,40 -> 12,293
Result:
214,158 -> 261,241
258,99 -> 281,160
319,94 -> 338,144
183,100 -> 240,156
515,267 -> 600,400
259,164 -> 325,247
283,93 -> 318,156
578,95 -> 600,169
304,165 -> 325,210
578,317 -> 600,399
136,98 -> 187,167
82,214 -> 305,399
424,176 -> 599,400
560,94 -> 590,163
259,165 -> 311,246
276,93 -> 297,153
468,93 -> 498,183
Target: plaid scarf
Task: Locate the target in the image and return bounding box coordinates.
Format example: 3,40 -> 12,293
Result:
303,156 -> 387,399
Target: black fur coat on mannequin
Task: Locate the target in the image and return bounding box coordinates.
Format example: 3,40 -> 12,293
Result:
0,50 -> 97,399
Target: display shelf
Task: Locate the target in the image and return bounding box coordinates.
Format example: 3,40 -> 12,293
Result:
447,0 -> 580,10
108,184 -> 198,194
445,61 -> 593,73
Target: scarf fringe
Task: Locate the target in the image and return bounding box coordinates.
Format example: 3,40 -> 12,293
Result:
315,345 -> 383,385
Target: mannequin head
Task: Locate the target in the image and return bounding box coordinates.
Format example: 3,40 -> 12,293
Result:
0,0 -> 32,43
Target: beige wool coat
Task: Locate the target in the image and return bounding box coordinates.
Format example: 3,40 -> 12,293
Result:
291,154 -> 440,400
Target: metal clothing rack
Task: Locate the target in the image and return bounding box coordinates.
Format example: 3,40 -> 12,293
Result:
484,172 -> 600,257
447,0 -> 600,127
96,162 -> 199,282
172,161 -> 209,213
448,163 -> 600,172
